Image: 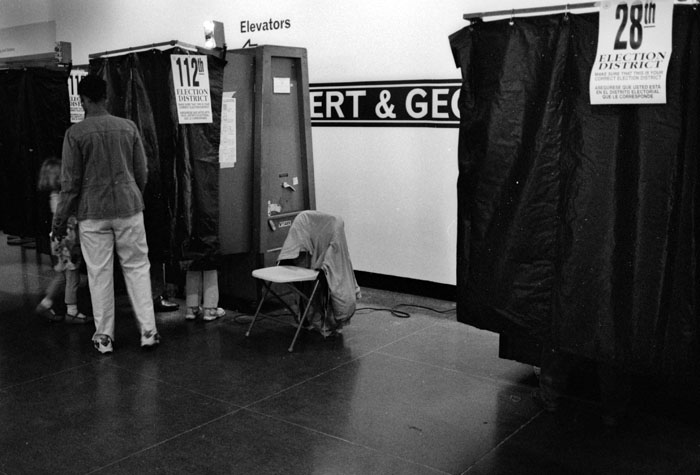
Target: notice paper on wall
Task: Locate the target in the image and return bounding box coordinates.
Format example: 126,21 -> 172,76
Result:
68,69 -> 88,123
219,92 -> 237,168
589,0 -> 673,105
170,54 -> 213,123
274,77 -> 291,94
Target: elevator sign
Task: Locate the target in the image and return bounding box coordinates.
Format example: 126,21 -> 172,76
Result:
589,0 -> 673,105
310,80 -> 461,128
170,54 -> 213,123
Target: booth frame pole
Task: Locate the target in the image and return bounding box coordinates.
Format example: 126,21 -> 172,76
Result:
464,0 -> 699,22
88,40 -> 198,59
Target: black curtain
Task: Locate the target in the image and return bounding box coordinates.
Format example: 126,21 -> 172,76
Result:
0,68 -> 70,248
450,8 -> 700,377
91,49 -> 224,267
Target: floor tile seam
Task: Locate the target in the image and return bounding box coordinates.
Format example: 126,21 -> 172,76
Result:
240,407 -> 451,475
238,322 -> 441,409
371,355 -> 646,412
99,360 -> 244,405
84,407 -> 245,474
373,350 -> 541,393
238,356 -> 365,409
459,410 -> 544,475
359,320 -> 440,357
0,361 -> 95,392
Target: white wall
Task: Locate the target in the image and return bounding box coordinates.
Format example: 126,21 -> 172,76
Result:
0,0 -> 52,26
1,0 -> 592,285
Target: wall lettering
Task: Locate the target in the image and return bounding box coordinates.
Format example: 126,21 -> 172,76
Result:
310,80 -> 461,128
240,18 -> 291,33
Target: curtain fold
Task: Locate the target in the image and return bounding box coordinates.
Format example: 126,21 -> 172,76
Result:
0,68 -> 70,246
450,8 -> 700,376
96,53 -> 166,261
92,49 -> 224,267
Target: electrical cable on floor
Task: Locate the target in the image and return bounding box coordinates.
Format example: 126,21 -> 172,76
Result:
355,303 -> 456,319
230,303 -> 456,323
355,306 -> 410,318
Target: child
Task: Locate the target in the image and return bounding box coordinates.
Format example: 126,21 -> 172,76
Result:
184,269 -> 225,321
35,157 -> 90,323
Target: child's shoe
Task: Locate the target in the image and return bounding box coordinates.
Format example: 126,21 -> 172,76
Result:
65,311 -> 91,324
185,306 -> 200,320
203,307 -> 225,321
35,302 -> 64,323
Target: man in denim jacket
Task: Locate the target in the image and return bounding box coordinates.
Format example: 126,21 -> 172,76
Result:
53,75 -> 160,354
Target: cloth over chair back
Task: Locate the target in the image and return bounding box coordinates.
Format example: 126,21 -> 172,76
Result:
278,210 -> 361,329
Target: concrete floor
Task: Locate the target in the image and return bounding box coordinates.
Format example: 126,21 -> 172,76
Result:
0,234 -> 699,474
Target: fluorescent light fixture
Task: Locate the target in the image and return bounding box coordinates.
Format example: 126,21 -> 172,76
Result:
203,20 -> 225,49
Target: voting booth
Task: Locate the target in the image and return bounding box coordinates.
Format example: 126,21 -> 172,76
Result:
0,27 -> 71,251
451,3 -> 700,379
89,43 -> 315,306
218,45 -> 316,305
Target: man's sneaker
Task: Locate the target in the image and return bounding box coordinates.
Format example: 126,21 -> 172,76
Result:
203,307 -> 225,321
141,330 -> 161,348
94,335 -> 113,354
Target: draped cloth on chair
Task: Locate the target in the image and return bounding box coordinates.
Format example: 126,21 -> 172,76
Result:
450,8 -> 700,377
278,210 -> 361,335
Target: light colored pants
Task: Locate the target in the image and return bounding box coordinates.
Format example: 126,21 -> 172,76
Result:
79,212 -> 157,341
186,270 -> 219,308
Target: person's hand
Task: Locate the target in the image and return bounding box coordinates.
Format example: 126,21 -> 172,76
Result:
50,228 -> 66,243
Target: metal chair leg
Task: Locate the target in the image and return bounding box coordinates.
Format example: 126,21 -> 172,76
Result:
288,280 -> 320,352
246,283 -> 271,337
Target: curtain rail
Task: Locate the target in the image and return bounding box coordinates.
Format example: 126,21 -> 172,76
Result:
464,0 -> 699,21
88,40 -> 198,59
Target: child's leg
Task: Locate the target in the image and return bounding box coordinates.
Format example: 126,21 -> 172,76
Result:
43,272 -> 67,308
201,270 -> 219,308
202,270 -> 223,321
184,270 -> 203,320
64,268 -> 80,305
64,268 -> 80,315
185,270 -> 202,308
36,272 -> 66,321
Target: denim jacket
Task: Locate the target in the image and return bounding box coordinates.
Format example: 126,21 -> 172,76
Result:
53,112 -> 148,235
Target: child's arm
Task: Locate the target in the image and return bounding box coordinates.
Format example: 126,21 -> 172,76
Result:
52,132 -> 82,239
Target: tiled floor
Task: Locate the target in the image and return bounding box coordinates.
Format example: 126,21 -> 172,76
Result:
0,234 -> 699,474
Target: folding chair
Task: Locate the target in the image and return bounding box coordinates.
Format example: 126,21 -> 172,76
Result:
247,210 -> 356,351
245,265 -> 322,352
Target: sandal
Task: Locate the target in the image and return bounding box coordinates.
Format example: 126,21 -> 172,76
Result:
65,312 -> 91,324
36,303 -> 64,323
